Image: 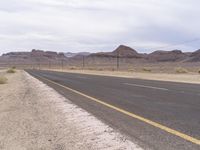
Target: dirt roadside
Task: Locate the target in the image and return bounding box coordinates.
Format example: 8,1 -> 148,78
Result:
44,69 -> 200,84
0,70 -> 142,150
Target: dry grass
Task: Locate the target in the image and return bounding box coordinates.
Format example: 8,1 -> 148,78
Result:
175,67 -> 188,74
128,68 -> 135,72
142,67 -> 152,72
0,76 -> 8,84
7,68 -> 16,73
69,66 -> 78,70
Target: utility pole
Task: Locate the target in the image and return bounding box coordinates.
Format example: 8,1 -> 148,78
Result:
49,61 -> 51,69
38,59 -> 41,70
39,62 -> 41,70
82,55 -> 85,69
117,50 -> 119,70
61,59 -> 64,70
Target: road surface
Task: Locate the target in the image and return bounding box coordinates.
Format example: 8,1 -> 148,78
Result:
26,70 -> 200,150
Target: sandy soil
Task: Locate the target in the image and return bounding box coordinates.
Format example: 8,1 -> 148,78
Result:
0,70 -> 141,150
47,69 -> 200,84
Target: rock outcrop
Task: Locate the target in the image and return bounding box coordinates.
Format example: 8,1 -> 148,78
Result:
90,45 -> 144,58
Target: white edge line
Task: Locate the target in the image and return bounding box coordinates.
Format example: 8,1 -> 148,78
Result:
124,83 -> 169,91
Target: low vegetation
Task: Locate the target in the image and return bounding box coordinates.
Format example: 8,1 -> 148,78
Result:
7,68 -> 16,73
128,68 -> 135,72
111,68 -> 115,71
142,68 -> 152,72
0,76 -> 8,84
87,67 -> 95,70
97,68 -> 103,71
175,67 -> 188,73
69,66 -> 77,70
198,70 -> 200,74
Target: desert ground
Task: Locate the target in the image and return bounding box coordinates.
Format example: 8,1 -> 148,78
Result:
2,59 -> 200,84
0,69 -> 141,150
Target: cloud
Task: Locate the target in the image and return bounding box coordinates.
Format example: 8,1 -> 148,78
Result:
0,0 -> 200,54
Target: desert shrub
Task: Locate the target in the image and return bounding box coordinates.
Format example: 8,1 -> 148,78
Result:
69,66 -> 77,70
128,68 -> 135,72
88,67 -> 95,70
198,70 -> 200,74
142,68 -> 151,72
7,68 -> 16,73
12,66 -> 16,69
98,68 -> 103,71
175,67 -> 188,73
0,76 -> 8,84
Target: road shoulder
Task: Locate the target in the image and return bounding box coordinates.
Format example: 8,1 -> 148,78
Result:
0,70 -> 142,150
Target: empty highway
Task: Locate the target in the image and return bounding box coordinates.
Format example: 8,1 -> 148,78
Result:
26,70 -> 200,150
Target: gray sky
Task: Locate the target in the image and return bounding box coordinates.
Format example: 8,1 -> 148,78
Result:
0,0 -> 200,54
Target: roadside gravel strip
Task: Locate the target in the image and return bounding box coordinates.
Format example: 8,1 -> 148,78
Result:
0,70 -> 142,150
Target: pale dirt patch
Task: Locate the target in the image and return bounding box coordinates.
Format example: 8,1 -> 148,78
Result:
0,70 -> 142,150
47,69 -> 200,84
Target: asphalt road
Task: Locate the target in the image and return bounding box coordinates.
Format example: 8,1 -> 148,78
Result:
26,70 -> 200,150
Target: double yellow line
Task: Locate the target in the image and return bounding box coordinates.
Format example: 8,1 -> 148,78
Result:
34,73 -> 200,145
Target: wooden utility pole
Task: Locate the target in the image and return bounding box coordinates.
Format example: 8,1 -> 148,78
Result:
61,59 -> 64,70
49,61 -> 51,69
39,62 -> 41,70
38,59 -> 41,70
117,50 -> 119,70
82,56 -> 85,69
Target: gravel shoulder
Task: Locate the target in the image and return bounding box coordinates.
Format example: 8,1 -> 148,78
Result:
46,69 -> 200,84
0,70 -> 141,150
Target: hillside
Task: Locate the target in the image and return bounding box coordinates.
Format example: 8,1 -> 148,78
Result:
147,50 -> 188,62
187,49 -> 200,62
88,45 -> 200,63
90,45 -> 145,58
64,52 -> 90,58
0,49 -> 67,64
1,45 -> 200,66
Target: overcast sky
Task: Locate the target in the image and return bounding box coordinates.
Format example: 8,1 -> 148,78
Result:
0,0 -> 200,54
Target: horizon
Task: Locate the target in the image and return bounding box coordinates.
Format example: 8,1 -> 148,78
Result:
0,0 -> 200,55
1,44 -> 200,56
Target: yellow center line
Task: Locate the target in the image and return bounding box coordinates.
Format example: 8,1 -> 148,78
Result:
33,73 -> 200,145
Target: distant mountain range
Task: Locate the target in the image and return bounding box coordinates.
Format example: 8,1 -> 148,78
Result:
64,52 -> 90,58
89,45 -> 200,62
1,45 -> 200,64
2,49 -> 65,59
